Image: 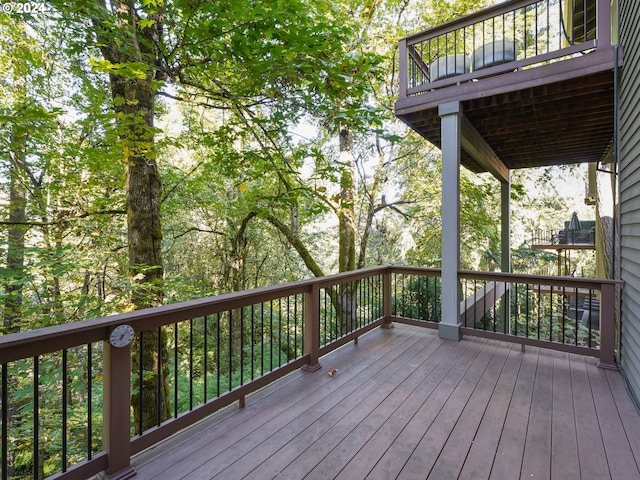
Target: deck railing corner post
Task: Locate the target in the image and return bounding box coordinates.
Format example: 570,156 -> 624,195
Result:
103,339 -> 136,479
302,284 -> 322,372
598,282 -> 617,370
381,269 -> 394,329
596,0 -> 612,48
399,38 -> 408,100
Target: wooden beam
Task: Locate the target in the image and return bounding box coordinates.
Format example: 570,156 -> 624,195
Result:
461,115 -> 508,182
460,280 -> 508,327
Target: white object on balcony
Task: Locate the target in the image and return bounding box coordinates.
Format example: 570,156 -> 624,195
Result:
472,39 -> 517,71
429,54 -> 470,82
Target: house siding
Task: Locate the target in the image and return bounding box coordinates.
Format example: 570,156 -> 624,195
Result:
618,0 -> 640,401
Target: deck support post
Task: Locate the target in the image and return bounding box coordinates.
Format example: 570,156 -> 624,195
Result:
439,101 -> 462,341
302,284 -> 322,372
103,340 -> 136,479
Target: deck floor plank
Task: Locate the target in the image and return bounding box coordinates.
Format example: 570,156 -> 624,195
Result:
126,324 -> 640,480
520,347 -> 553,479
488,346 -> 539,480
254,337 -> 458,480
330,340 -> 489,480
550,352 -> 581,480
190,327 -> 429,479
365,336 -> 489,479
605,368 -> 640,466
273,335 -> 453,480
395,339 -> 500,479
132,325 -> 418,479
222,330 -> 448,479
587,359 -> 640,479
426,340 -> 512,479
570,355 -> 612,480
457,346 -> 523,480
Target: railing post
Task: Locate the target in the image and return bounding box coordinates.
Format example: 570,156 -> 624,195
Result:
399,38 -> 408,100
598,282 -> 617,370
103,340 -> 135,479
381,269 -> 394,329
596,0 -> 611,47
302,284 -> 321,372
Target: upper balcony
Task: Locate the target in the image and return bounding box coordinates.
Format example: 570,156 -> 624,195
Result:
396,0 -> 623,174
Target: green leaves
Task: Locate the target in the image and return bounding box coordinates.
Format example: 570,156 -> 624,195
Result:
88,58 -> 150,80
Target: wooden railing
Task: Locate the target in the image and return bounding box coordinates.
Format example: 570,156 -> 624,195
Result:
457,271 -> 619,367
531,228 -> 596,246
0,265 -> 620,479
398,0 -> 611,99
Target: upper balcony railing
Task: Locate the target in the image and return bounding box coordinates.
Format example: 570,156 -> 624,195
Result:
532,227 -> 596,247
0,265 -> 620,480
398,0 -> 611,99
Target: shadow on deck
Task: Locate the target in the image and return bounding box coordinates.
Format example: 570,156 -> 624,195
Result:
129,324 -> 640,480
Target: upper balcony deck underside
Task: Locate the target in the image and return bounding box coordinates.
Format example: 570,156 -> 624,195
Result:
396,45 -> 621,173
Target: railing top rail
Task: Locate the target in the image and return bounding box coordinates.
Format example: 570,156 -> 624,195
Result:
401,0 -> 541,45
0,265 -> 391,363
387,265 -> 442,276
459,269 -> 624,288
0,263 -> 621,363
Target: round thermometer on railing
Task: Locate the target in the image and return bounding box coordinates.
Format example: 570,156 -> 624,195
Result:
109,324 -> 135,348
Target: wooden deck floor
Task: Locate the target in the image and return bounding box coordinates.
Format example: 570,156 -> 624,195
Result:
129,324 -> 640,480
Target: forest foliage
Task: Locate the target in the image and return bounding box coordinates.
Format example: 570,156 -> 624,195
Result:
0,0 -> 595,334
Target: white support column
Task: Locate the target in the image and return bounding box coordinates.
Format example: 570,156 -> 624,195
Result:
439,101 -> 462,341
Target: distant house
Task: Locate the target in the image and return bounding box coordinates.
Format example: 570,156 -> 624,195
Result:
396,0 -> 640,400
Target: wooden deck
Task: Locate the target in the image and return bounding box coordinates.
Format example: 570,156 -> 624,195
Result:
128,324 -> 640,480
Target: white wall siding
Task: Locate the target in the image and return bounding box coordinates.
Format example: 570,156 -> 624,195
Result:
618,0 -> 640,401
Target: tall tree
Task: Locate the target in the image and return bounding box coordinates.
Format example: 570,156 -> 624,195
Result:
87,0 -> 169,429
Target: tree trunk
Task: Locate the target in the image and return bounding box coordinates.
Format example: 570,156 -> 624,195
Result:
4,127 -> 27,334
357,135 -> 386,269
338,125 -> 357,332
93,0 -> 169,430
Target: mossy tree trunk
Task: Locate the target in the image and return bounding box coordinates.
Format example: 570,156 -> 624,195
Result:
93,0 -> 170,431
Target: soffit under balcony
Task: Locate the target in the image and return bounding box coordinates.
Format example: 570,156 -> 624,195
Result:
396,66 -> 616,173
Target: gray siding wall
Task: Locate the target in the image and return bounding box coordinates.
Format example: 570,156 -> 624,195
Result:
618,0 -> 640,401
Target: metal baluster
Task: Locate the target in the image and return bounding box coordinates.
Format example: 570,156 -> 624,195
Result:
157,327 -> 162,425
189,319 -> 194,410
260,303 -> 265,376
139,333 -> 144,433
251,305 -> 255,380
228,310 -> 233,391
87,343 -> 92,460
240,307 -> 244,384
278,299 -> 282,367
269,301 -> 274,371
34,356 -> 39,480
62,349 -> 68,472
204,315 -> 208,402
2,363 -> 7,480
216,313 -> 221,397
174,323 -> 179,416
